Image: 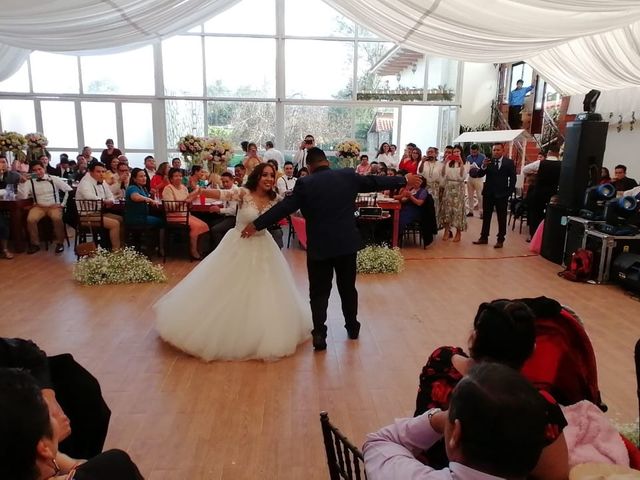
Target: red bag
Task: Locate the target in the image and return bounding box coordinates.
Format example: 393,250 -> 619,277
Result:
559,248 -> 593,282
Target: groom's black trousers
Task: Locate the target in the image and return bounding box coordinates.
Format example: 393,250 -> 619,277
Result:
307,253 -> 359,337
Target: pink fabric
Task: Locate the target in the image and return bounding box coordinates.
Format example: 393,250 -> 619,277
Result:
290,215 -> 307,249
530,219 -> 544,253
561,400 -> 629,467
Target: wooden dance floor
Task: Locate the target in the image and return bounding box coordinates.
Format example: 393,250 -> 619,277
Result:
3,217 -> 639,479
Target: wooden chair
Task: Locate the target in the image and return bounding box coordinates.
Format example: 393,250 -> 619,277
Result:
356,194 -> 389,246
320,411 -> 367,480
402,220 -> 424,247
75,199 -> 104,252
162,200 -> 191,262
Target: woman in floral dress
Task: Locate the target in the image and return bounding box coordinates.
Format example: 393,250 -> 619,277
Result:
439,145 -> 467,242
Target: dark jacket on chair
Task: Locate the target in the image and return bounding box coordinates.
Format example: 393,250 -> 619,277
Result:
253,166 -> 407,260
420,194 -> 438,246
477,157 -> 517,199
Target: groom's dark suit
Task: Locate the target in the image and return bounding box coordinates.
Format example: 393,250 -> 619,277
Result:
253,166 -> 407,345
476,156 -> 517,242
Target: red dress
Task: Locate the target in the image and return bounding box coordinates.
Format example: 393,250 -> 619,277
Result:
398,158 -> 418,174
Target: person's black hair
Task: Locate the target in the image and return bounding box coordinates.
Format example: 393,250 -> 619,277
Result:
29,160 -> 43,171
88,161 -> 106,171
144,155 -> 154,162
247,142 -> 257,151
390,144 -> 397,149
406,142 -> 417,148
235,164 -> 246,171
220,171 -> 234,179
306,147 -> 328,166
615,164 -> 627,172
0,368 -> 54,480
448,363 -> 547,478
492,143 -> 505,149
130,168 -> 146,187
516,79 -> 524,85
171,157 -> 181,163
156,161 -> 169,177
537,150 -> 546,158
377,142 -> 390,157
397,168 -> 408,175
244,162 -> 277,200
265,141 -> 274,148
168,167 -> 182,180
445,145 -> 454,150
470,144 -> 479,150
240,141 -> 249,152
370,161 -> 378,165
190,165 -> 202,176
297,167 -> 309,177
304,134 -> 314,140
266,159 -> 279,169
284,161 -> 294,167
453,144 -> 464,152
469,300 -> 535,369
0,153 -> 8,161
360,154 -> 369,161
601,166 -> 611,179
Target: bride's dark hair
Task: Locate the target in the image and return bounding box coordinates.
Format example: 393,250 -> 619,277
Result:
245,162 -> 277,200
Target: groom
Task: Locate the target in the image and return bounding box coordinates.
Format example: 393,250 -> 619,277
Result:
241,147 -> 419,351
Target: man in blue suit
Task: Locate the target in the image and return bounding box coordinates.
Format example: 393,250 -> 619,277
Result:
241,147 -> 418,350
473,143 -> 517,248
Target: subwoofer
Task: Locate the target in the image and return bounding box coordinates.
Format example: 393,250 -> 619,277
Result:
558,120 -> 608,212
541,204 -> 570,264
610,253 -> 640,294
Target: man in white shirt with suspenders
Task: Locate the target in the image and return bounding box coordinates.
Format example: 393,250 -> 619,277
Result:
18,160 -> 72,254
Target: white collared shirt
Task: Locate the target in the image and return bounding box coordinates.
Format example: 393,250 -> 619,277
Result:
276,175 -> 297,194
17,175 -> 71,206
263,148 -> 284,168
220,185 -> 238,216
76,174 -> 114,202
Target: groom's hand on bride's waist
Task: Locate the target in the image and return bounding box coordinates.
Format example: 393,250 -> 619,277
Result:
241,223 -> 257,238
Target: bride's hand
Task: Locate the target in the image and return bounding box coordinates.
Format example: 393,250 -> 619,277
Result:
241,223 -> 257,238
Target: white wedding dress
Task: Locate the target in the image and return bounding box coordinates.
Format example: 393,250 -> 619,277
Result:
154,188 -> 312,361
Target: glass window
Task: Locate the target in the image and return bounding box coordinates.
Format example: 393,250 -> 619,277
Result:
0,62 -> 30,93
163,36 -> 203,96
31,52 -> 79,93
284,105 -> 352,151
400,105 -> 440,152
166,100 -> 204,149
123,152 -> 155,169
0,99 -> 36,132
426,57 -> 458,102
285,0 -> 354,37
81,46 -> 154,95
353,107 -> 398,154
356,42 -> 407,100
204,0 -> 275,35
122,103 -> 153,150
41,101 -> 78,148
205,38 -> 275,98
207,101 -> 275,152
357,26 -> 380,39
81,102 -> 117,150
510,62 -> 533,91
286,40 -> 353,99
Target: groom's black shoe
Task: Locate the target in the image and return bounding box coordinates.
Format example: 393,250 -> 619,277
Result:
312,333 -> 327,351
346,322 -> 361,340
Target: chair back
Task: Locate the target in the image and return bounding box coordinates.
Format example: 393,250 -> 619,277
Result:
163,200 -> 190,226
76,199 -> 104,227
320,412 -> 367,480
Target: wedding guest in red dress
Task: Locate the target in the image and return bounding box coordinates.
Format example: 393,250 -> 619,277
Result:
150,161 -> 170,197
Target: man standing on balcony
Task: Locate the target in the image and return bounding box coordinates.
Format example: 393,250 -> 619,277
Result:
508,79 -> 535,129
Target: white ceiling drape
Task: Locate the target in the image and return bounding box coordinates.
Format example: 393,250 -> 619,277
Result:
324,0 -> 640,94
0,0 -> 242,80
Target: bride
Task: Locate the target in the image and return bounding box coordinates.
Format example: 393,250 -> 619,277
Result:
154,162 -> 312,361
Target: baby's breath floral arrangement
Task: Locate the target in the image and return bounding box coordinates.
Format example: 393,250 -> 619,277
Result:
202,137 -> 234,174
0,131 -> 27,161
615,420 -> 639,446
336,139 -> 361,168
356,245 -> 404,274
73,247 -> 167,285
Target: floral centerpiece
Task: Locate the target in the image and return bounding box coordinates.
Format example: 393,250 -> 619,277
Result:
178,134 -> 205,165
336,139 -> 361,168
203,137 -> 234,175
0,131 -> 27,162
356,245 -> 404,274
25,132 -> 48,159
73,247 -> 167,285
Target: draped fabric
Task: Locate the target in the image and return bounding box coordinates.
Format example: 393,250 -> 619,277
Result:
0,0 -> 242,80
0,0 -> 639,94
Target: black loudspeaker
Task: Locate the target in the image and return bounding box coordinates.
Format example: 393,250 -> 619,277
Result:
610,253 -> 640,293
558,120 -> 608,212
541,204 -> 570,264
563,218 -> 591,266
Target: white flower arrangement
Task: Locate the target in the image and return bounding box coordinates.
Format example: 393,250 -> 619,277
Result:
356,245 -> 404,274
73,247 -> 167,285
178,134 -> 205,164
336,139 -> 361,158
25,132 -> 48,150
202,137 -> 234,164
0,131 -> 27,161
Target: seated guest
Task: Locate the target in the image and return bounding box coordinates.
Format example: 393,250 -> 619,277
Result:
103,157 -> 119,187
387,167 -> 397,176
394,175 -> 428,233
76,161 -> 123,250
0,368 -> 142,480
0,338 -> 111,459
189,165 -> 204,192
150,161 -> 170,197
124,168 -> 164,228
0,154 -> 21,189
276,161 -> 296,196
99,138 -> 122,165
109,162 -> 131,200
234,164 -> 247,186
55,155 -> 74,180
414,300 -> 569,480
0,215 -> 13,259
116,154 -> 129,166
75,156 -> 89,182
364,363 -> 548,480
162,167 -> 209,259
209,171 -> 238,250
18,160 -> 72,254
369,162 -> 381,175
356,154 -> 371,175
38,154 -> 57,176
599,167 -> 612,185
612,164 -> 638,192
81,146 -> 98,164
296,166 -> 309,178
171,157 -> 187,176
